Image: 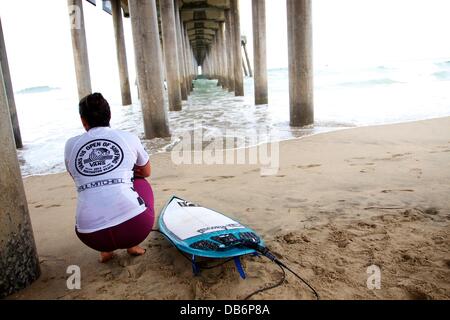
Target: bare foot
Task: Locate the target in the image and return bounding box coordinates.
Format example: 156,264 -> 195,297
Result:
99,252 -> 114,263
127,246 -> 146,257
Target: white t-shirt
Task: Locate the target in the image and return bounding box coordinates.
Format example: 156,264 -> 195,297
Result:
64,127 -> 150,233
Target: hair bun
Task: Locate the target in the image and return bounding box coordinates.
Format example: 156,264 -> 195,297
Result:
88,93 -> 104,109
79,93 -> 111,128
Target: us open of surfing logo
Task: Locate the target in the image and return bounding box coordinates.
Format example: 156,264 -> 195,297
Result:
75,139 -> 124,176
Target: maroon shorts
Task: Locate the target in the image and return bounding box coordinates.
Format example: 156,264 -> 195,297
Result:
76,178 -> 155,252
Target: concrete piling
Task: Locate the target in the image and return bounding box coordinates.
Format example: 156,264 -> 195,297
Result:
230,0 -> 244,96
225,9 -> 235,93
0,18 -> 22,149
218,22 -> 229,90
111,0 -> 132,106
215,32 -> 223,87
252,0 -> 268,105
160,0 -> 182,112
181,24 -> 190,92
187,33 -> 194,91
129,0 -> 170,138
0,63 -> 40,299
174,1 -> 188,101
287,0 -> 314,127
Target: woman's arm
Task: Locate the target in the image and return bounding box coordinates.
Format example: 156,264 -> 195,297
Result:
133,161 -> 151,178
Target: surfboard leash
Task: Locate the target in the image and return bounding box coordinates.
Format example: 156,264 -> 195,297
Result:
151,229 -> 320,301
239,241 -> 320,301
243,262 -> 286,300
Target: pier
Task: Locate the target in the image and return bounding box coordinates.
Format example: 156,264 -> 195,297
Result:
67,0 -> 314,137
0,0 -> 314,297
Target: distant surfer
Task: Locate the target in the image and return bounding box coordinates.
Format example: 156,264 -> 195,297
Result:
64,93 -> 154,263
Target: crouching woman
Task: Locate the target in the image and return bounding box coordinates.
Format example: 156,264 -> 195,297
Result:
64,93 -> 155,263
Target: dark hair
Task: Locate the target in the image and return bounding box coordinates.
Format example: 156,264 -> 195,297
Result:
79,93 -> 111,128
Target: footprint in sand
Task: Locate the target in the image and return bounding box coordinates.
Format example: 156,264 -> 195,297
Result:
376,153 -> 412,161
421,208 -> 439,216
205,176 -> 235,183
283,198 -> 308,209
360,167 -> 377,174
285,197 -> 308,203
277,232 -> 310,244
47,185 -> 71,192
356,222 -> 378,229
404,287 -> 432,300
410,168 -> 423,179
350,162 -> 376,167
334,257 -> 348,267
381,189 -> 415,194
297,164 -> 322,170
431,146 -> 450,153
244,169 -> 261,174
45,204 -> 62,209
328,230 -> 353,248
312,265 -> 327,276
431,235 -> 445,245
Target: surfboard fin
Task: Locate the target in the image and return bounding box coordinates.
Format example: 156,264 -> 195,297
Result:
234,257 -> 246,280
191,255 -> 201,276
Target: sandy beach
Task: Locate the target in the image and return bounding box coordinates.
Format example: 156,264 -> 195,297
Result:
9,117 -> 450,300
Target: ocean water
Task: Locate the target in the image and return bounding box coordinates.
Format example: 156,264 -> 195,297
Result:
15,58 -> 450,177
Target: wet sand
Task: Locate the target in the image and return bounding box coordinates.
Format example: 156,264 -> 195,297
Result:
10,117 -> 450,300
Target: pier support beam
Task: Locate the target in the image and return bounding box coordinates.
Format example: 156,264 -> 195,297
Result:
252,0 -> 268,105
0,64 -> 40,299
111,0 -> 132,106
184,28 -> 194,92
215,33 -> 223,86
160,0 -> 182,111
225,10 -> 235,93
242,38 -> 253,77
231,0 -> 244,96
287,0 -> 314,127
218,22 -> 229,90
0,18 -> 22,148
212,49 -> 217,81
181,25 -> 190,92
129,0 -> 170,138
67,0 -> 92,100
174,1 -> 188,101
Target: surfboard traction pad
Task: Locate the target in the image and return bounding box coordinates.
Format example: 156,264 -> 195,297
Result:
158,196 -> 265,279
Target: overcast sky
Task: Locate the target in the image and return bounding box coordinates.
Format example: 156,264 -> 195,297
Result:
1,0 -> 450,92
